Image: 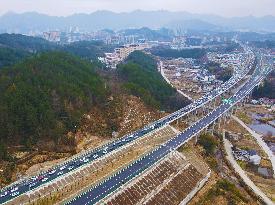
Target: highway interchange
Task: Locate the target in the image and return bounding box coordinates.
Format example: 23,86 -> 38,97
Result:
0,46 -> 261,204
67,55 -> 273,205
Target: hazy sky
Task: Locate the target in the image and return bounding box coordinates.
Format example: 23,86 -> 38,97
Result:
0,0 -> 274,17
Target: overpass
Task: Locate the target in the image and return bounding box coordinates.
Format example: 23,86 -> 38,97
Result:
0,45 -> 258,204
67,54 -> 273,205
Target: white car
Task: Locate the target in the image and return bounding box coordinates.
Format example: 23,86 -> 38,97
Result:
49,170 -> 56,175
60,166 -> 66,171
0,191 -> 8,197
29,183 -> 36,188
57,171 -> 64,176
41,178 -> 48,182
68,166 -> 74,171
11,192 -> 19,197
10,187 -> 18,192
93,154 -> 98,159
31,176 -> 38,180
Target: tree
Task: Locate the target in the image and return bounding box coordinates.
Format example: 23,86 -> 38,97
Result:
198,133 -> 219,155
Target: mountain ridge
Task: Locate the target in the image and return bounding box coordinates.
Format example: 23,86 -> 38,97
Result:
1,10 -> 275,33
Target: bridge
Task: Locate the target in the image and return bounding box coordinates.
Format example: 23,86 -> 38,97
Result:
0,47 -> 273,205
66,54 -> 273,205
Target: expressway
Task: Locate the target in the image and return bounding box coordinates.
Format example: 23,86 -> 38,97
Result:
0,47 -> 255,204
67,56 -> 273,205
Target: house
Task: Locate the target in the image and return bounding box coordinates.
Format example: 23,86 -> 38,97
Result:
251,99 -> 259,105
248,150 -> 261,165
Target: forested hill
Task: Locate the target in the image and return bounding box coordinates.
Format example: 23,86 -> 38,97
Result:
253,71 -> 275,99
0,34 -> 111,69
117,51 -> 190,111
0,33 -> 56,52
0,52 -> 108,148
0,34 -> 53,68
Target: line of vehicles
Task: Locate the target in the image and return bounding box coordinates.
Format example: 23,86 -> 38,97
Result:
0,46 -> 256,204
68,54 -> 273,205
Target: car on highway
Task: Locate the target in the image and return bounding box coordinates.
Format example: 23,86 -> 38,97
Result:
49,170 -> 56,175
29,183 -> 36,188
11,192 -> 19,197
83,158 -> 89,163
0,191 -> 7,197
10,187 -> 18,192
57,171 -> 64,176
31,176 -> 38,180
60,165 -> 67,171
68,166 -> 74,171
41,177 -> 48,182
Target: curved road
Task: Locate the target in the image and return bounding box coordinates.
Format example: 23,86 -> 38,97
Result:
67,56 -> 273,205
0,47 -> 255,204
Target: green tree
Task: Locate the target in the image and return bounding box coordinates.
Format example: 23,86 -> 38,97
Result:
198,133 -> 219,155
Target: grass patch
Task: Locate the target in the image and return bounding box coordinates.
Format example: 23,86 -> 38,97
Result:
236,111 -> 252,124
196,179 -> 249,205
237,160 -> 247,170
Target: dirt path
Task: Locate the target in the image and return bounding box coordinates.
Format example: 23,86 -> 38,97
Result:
233,116 -> 275,178
223,134 -> 274,205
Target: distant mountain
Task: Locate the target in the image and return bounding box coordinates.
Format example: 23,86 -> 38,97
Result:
165,19 -> 222,31
119,27 -> 173,41
0,10 -> 275,33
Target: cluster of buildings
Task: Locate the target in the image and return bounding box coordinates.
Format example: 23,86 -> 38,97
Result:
41,29 -> 153,45
251,98 -> 275,110
207,52 -> 247,70
98,44 -> 151,69
160,58 -> 223,98
42,30 -> 104,44
171,34 -> 234,50
232,147 -> 261,165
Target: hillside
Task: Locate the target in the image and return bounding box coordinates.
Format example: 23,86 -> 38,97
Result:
0,34 -> 53,68
0,33 -> 55,52
253,71 -> 275,99
0,52 -> 108,151
0,34 -> 111,69
117,51 -> 190,111
0,47 -> 30,68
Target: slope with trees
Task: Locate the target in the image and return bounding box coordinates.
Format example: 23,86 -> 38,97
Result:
0,52 -> 108,151
0,34 -> 111,69
117,51 -> 190,111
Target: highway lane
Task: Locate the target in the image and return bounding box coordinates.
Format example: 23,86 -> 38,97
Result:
0,49 -> 255,204
67,63 -> 272,205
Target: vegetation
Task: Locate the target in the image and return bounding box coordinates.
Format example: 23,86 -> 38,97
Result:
121,27 -> 172,41
0,52 -> 108,148
252,40 -> 275,49
151,48 -> 206,59
0,142 -> 9,161
236,111 -> 252,124
0,47 -> 30,68
0,33 -> 55,52
253,76 -> 275,99
117,51 -> 189,111
197,179 -> 249,205
61,40 -> 115,60
207,62 -> 233,82
198,133 -> 219,155
0,34 -> 113,69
